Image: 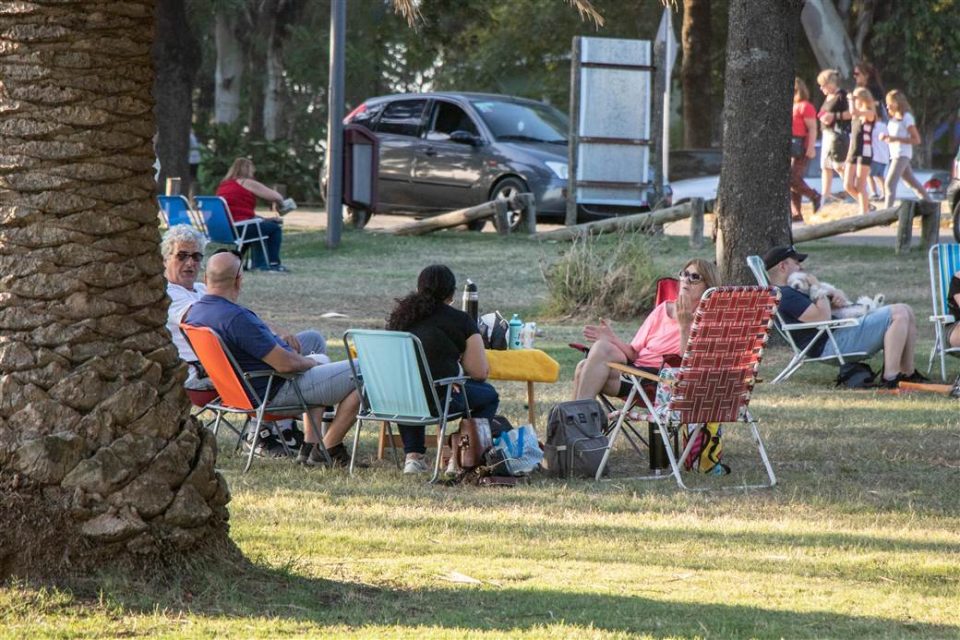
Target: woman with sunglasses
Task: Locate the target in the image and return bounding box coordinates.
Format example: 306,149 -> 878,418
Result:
572,258 -> 721,400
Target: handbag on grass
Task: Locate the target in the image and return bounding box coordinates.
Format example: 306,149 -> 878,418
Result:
450,418 -> 493,471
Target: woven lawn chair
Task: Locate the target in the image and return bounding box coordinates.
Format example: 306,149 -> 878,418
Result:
747,255 -> 866,383
344,329 -> 469,483
926,243 -> 960,381
157,195 -> 208,236
598,286 -> 780,490
194,196 -> 270,268
181,323 -> 330,473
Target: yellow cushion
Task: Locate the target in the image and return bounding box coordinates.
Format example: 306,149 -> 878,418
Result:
485,349 -> 560,383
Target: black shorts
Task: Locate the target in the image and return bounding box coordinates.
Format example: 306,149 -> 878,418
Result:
616,365 -> 661,397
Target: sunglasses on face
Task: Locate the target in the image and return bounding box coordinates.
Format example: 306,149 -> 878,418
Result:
678,269 -> 703,283
175,251 -> 203,263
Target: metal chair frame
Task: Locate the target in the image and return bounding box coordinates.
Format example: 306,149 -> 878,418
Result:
194,195 -> 271,268
157,194 -> 208,236
747,255 -> 867,383
598,286 -> 780,490
344,329 -> 469,483
926,243 -> 960,381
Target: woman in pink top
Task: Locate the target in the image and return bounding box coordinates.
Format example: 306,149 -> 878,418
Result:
572,258 -> 721,400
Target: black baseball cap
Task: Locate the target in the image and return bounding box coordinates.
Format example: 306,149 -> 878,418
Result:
763,245 -> 807,270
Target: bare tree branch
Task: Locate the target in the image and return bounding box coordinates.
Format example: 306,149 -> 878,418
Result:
390,0 -> 606,27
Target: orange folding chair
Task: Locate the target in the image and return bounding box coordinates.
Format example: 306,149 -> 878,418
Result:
598,286 -> 781,489
180,323 -> 331,473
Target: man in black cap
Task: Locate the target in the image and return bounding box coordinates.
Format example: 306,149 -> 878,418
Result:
764,245 -> 924,388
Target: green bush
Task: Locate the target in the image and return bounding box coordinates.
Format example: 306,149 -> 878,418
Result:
195,123 -> 321,202
541,231 -> 660,319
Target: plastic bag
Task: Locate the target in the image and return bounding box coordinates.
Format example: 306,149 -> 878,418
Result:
486,424 -> 543,476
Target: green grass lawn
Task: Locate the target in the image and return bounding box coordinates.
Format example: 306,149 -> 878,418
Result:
2,228 -> 958,639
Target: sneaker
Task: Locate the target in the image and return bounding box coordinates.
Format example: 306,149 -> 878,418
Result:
327,443 -> 369,469
876,375 -> 900,390
278,420 -> 304,451
300,444 -> 330,467
245,425 -> 288,458
403,455 -> 429,474
269,264 -> 290,273
950,374 -> 960,398
899,370 -> 929,384
812,194 -> 822,213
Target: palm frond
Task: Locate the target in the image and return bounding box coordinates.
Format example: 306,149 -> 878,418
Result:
391,0 -> 421,27
567,0 -> 604,27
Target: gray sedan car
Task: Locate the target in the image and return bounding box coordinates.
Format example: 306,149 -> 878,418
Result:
343,92 -> 571,230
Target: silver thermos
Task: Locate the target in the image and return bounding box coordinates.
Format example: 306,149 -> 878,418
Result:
462,279 -> 478,323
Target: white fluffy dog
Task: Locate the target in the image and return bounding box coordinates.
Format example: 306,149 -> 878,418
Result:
787,271 -> 885,319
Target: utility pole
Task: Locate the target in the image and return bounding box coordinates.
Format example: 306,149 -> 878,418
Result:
325,0 -> 346,248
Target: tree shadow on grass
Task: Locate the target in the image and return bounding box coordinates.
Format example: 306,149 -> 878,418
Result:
39,553 -> 958,639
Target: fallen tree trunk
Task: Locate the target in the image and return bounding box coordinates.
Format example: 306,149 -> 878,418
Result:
792,204 -> 902,243
388,197 -> 516,236
533,202 -> 694,242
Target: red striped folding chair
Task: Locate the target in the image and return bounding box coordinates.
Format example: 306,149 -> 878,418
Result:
597,286 -> 781,490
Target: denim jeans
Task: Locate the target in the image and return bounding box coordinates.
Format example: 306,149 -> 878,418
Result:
399,380 -> 500,455
243,218 -> 283,269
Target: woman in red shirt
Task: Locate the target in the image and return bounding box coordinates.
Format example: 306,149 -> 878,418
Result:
790,77 -> 820,222
216,157 -> 288,272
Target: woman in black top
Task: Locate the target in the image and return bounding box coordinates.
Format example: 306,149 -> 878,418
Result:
386,264 -> 500,474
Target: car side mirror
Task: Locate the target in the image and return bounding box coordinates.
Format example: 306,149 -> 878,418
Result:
449,130 -> 481,146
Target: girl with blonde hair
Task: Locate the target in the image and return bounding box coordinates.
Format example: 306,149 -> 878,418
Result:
879,90 -> 931,209
844,87 -> 878,214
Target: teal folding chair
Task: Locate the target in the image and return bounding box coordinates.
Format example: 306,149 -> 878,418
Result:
158,195 -> 207,236
194,195 -> 270,267
344,329 -> 469,483
927,243 -> 960,381
747,255 -> 866,383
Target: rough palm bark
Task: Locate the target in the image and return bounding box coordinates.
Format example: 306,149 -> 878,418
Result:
715,0 -> 804,284
0,0 -> 230,575
153,0 -> 201,192
681,0 -> 714,148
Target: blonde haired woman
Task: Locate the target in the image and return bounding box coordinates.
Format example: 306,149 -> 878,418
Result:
844,88 -> 878,215
879,90 -> 931,210
216,157 -> 288,272
816,69 -> 851,203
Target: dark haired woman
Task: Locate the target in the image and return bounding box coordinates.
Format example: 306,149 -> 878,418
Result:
386,264 -> 500,474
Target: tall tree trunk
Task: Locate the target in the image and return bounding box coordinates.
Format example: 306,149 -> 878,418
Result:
715,0 -> 804,284
263,29 -> 286,141
852,0 -> 877,58
0,0 -> 230,575
153,0 -> 201,193
681,0 -> 714,148
214,13 -> 244,124
801,0 -> 856,81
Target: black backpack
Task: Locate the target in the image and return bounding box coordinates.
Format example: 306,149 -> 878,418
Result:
542,400 -> 609,478
836,362 -> 876,389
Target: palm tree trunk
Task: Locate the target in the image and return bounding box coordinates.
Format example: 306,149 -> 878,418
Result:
0,0 -> 229,575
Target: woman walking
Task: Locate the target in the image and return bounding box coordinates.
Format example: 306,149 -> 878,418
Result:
880,90 -> 931,210
816,69 -> 851,204
790,78 -> 821,222
844,88 -> 877,215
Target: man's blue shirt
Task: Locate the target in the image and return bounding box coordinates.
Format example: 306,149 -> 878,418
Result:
775,286 -> 827,357
185,294 -> 290,399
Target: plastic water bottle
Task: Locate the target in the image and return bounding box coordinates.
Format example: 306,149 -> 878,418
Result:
521,322 -> 536,349
462,279 -> 478,323
508,314 -> 523,349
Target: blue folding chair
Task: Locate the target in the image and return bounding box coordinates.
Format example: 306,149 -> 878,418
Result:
157,195 -> 207,236
194,195 -> 270,268
344,329 -> 469,483
927,243 -> 960,381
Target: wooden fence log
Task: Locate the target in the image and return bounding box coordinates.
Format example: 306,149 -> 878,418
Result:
517,193 -> 537,235
388,197 -> 512,236
917,201 -> 941,250
895,201 -> 916,254
689,198 -> 705,249
533,202 -> 694,242
791,205 -> 900,243
165,177 -> 181,196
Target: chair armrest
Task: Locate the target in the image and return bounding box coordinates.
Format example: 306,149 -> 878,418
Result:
929,314 -> 956,324
433,375 -> 469,387
568,342 -> 590,355
244,370 -> 294,380
233,218 -> 262,229
607,362 -> 661,383
782,317 -> 860,331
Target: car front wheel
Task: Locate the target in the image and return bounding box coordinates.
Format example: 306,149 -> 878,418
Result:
489,176 -> 528,232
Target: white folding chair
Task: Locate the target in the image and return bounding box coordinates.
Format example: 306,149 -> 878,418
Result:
747,255 -> 867,383
344,329 -> 468,483
926,243 -> 960,381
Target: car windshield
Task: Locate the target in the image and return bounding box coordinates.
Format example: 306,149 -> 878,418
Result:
470,99 -> 568,143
